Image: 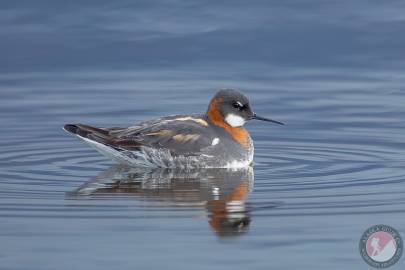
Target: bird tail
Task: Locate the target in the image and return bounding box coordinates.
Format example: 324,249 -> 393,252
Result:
63,124 -> 112,145
63,123 -> 136,164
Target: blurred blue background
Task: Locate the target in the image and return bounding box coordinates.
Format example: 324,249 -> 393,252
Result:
1,0 -> 404,72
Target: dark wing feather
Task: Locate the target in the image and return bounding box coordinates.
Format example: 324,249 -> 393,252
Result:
66,115 -> 214,156
111,115 -> 213,155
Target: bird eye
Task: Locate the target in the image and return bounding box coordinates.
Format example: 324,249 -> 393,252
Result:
233,101 -> 244,110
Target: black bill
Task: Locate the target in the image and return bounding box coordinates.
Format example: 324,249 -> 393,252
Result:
252,113 -> 284,125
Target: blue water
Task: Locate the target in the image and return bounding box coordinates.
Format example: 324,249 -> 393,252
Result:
1,1 -> 405,269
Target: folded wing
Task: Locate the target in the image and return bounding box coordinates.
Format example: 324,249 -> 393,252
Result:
64,115 -> 214,156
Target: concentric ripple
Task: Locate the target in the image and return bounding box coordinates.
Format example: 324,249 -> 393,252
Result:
251,137 -> 405,217
1,125 -> 404,218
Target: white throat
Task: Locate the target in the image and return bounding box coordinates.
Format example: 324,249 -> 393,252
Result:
225,114 -> 246,127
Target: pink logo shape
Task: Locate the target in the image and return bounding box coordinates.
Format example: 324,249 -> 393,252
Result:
366,231 -> 397,262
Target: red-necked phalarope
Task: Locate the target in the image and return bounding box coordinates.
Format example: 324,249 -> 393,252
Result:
64,89 -> 283,168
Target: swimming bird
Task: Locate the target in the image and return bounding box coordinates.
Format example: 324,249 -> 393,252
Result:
63,89 -> 283,168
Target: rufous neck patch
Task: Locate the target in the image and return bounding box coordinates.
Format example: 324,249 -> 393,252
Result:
207,98 -> 250,147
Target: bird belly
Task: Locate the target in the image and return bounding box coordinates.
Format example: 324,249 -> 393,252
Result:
80,135 -> 253,169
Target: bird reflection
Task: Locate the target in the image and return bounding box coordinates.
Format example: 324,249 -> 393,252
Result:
70,165 -> 254,236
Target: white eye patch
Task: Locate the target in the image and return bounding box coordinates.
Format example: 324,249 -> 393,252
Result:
225,114 -> 246,127
236,101 -> 243,107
